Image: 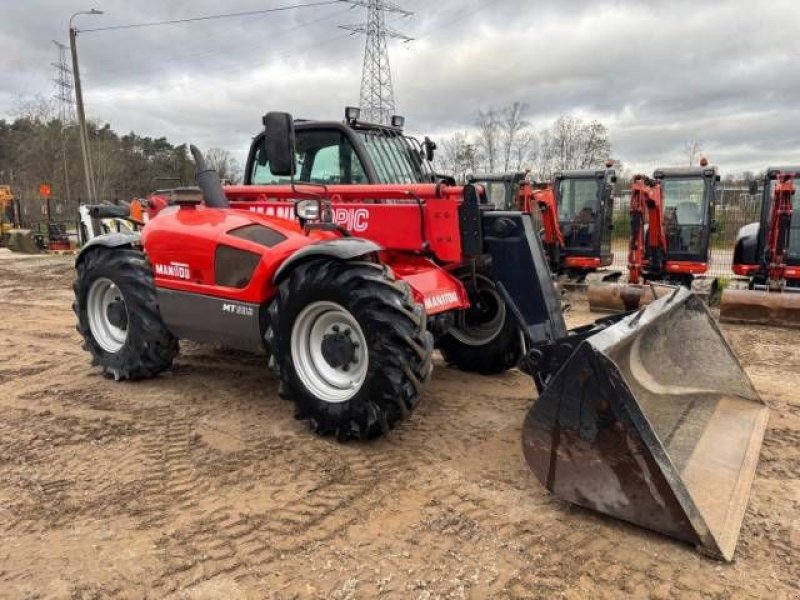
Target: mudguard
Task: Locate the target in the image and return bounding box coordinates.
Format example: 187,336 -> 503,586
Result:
76,232 -> 141,264
272,237 -> 382,283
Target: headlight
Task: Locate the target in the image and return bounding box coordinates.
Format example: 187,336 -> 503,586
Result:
295,199 -> 321,221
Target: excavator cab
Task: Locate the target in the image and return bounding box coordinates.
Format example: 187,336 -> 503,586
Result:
554,168 -> 616,274
466,172 -> 528,210
469,168 -> 616,279
721,167 -> 800,327
588,163 -> 719,312
653,165 -> 719,282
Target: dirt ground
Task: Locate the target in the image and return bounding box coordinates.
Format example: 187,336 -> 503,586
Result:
0,250 -> 797,599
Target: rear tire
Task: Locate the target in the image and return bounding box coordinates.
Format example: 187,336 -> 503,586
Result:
438,271 -> 522,374
73,247 -> 178,380
266,258 -> 433,440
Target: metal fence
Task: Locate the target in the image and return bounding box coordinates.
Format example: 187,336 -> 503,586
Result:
609,187 -> 760,278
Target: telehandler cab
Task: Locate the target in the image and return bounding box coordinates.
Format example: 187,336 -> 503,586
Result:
74,111 -> 767,561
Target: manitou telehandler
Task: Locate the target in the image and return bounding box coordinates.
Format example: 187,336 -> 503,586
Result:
468,165 -> 616,280
74,111 -> 767,561
589,161 -> 720,311
720,167 -> 800,327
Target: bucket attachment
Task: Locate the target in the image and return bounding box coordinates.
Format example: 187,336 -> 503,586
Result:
587,282 -> 656,313
7,229 -> 41,254
522,287 -> 768,560
719,288 -> 800,329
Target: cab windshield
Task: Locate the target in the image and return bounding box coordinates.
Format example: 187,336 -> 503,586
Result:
661,177 -> 708,254
356,130 -> 430,184
557,178 -> 598,249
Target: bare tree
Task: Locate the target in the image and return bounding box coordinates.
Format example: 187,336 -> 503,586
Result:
437,132 -> 478,183
475,108 -> 500,173
579,120 -> 612,169
683,140 -> 703,167
499,102 -> 530,172
513,128 -> 538,172
438,132 -> 467,179
205,147 -> 242,184
537,114 -> 612,178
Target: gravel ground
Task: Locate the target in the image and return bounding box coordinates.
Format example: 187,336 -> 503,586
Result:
0,251 -> 797,599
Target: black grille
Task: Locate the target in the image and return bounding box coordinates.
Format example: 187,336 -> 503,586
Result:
215,245 -> 261,288
229,224 -> 287,248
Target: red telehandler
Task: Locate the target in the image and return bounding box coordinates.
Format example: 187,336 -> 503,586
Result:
469,165 -> 617,280
720,168 -> 800,327
589,161 -> 720,311
73,111 -> 767,561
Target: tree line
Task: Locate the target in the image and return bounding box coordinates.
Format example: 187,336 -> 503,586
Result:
0,97 -> 240,223
435,102 -> 614,183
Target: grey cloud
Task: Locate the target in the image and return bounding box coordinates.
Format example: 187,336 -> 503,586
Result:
1,0 -> 799,174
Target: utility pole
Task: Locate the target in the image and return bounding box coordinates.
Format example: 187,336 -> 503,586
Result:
341,1 -> 412,125
69,9 -> 103,203
52,40 -> 74,207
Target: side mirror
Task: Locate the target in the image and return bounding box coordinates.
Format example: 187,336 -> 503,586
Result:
423,136 -> 436,162
710,219 -> 718,234
263,112 -> 296,177
748,181 -> 758,195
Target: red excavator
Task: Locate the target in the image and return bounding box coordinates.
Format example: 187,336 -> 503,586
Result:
469,165 -> 616,280
589,160 -> 719,311
720,168 -> 800,327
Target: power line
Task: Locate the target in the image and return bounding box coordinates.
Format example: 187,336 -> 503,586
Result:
79,0 -> 346,34
81,3 -> 356,83
79,7 -> 418,103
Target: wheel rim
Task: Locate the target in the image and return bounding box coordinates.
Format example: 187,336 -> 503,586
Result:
87,277 -> 129,353
449,275 -> 506,347
290,301 -> 369,403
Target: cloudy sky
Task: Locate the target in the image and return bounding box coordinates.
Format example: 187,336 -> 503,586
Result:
1,0 -> 799,174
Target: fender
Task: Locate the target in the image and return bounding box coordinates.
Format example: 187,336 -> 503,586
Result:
76,232 -> 141,264
273,237 -> 382,283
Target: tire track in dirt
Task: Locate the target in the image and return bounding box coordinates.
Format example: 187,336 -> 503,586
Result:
151,437 -> 440,594
2,258 -> 799,597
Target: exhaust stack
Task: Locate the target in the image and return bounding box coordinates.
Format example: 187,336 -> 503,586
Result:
190,145 -> 229,209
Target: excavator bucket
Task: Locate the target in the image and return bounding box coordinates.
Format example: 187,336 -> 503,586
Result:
719,288 -> 800,329
522,287 -> 768,560
586,282 -> 656,312
6,229 -> 41,254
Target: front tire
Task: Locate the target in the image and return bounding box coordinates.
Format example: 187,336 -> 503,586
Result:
438,271 -> 522,374
73,247 -> 178,380
267,259 -> 433,440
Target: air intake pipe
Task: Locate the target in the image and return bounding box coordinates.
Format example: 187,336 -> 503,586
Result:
190,144 -> 229,209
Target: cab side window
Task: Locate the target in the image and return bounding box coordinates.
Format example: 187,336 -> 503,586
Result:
251,130 -> 369,185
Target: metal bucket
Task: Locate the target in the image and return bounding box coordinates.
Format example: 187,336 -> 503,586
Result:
522,287 -> 768,560
587,282 -> 656,313
720,288 -> 800,329
7,229 -> 40,254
